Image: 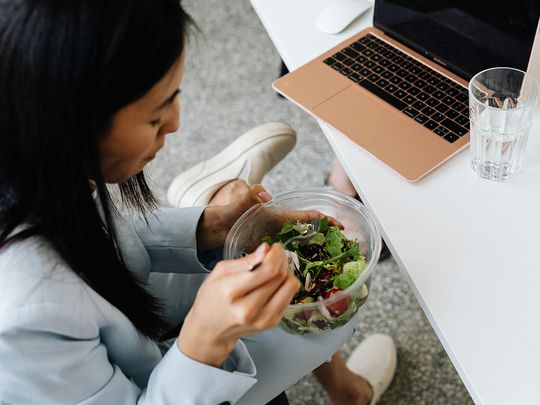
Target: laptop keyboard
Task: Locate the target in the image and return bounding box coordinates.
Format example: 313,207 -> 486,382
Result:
323,33 -> 469,144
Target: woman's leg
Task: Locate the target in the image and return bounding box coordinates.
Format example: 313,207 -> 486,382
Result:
313,353 -> 373,405
236,315 -> 360,405
327,160 -> 357,197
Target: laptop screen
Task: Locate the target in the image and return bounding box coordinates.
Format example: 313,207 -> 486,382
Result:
374,0 -> 540,81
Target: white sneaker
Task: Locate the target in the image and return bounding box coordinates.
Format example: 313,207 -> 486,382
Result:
346,334 -> 397,405
167,122 -> 296,207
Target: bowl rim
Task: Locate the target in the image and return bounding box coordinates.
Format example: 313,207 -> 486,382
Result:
224,187 -> 381,310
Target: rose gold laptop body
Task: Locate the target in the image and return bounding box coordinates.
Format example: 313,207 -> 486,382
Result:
273,27 -> 469,182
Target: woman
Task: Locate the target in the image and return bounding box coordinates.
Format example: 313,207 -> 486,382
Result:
0,0 -> 395,403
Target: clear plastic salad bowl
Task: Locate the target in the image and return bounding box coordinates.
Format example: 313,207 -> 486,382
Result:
224,188 -> 381,335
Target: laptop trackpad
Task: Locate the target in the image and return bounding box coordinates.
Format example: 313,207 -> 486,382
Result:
312,86 -> 402,147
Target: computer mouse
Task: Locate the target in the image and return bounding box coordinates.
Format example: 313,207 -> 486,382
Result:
316,0 -> 372,34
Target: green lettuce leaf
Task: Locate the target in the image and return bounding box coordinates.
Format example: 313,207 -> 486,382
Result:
319,216 -> 330,234
333,259 -> 367,289
325,226 -> 345,256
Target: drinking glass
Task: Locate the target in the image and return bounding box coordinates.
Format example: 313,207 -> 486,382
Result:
469,67 -> 539,181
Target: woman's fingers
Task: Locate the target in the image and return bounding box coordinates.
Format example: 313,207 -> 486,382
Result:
250,183 -> 272,203
230,254 -> 298,329
255,273 -> 300,329
214,243 -> 289,298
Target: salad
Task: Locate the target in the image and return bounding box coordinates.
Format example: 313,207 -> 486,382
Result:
262,216 -> 370,334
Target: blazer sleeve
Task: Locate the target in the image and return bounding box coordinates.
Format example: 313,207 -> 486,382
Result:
0,302 -> 258,405
128,206 -> 211,275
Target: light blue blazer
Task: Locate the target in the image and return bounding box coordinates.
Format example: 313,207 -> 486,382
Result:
0,207 -> 259,404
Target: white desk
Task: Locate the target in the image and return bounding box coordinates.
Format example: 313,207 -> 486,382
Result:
249,1 -> 540,404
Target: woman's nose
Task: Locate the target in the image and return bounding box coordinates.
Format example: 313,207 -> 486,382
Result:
160,98 -> 180,136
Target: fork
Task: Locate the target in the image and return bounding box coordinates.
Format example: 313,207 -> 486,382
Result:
282,216 -> 322,248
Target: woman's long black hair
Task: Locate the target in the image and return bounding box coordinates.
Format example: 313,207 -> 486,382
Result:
0,0 -> 194,340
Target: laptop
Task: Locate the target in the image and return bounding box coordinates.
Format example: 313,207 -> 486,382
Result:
273,0 -> 540,181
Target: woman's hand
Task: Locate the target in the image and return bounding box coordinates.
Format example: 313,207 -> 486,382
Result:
178,242 -> 300,367
196,183 -> 271,252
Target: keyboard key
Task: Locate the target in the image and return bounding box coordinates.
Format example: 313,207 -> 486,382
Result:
373,66 -> 384,74
351,63 -> 362,71
428,77 -> 440,86
376,45 -> 387,53
435,103 -> 449,113
359,36 -> 370,44
372,54 -> 382,62
442,96 -> 455,105
415,80 -> 427,88
349,72 -> 362,82
412,101 -> 425,110
324,57 -> 337,66
397,69 -> 408,77
401,61 -> 412,70
404,106 -> 419,118
456,116 -> 469,127
365,60 -> 376,69
368,73 -> 379,82
362,49 -> 374,57
384,51 -> 396,59
437,82 -> 450,91
447,88 -> 458,97
404,95 -> 415,104
334,52 -> 347,61
351,42 -> 365,52
376,78 -> 389,88
408,87 -> 420,96
410,67 -> 421,75
340,67 -> 352,76
394,89 -> 407,99
388,64 -> 399,72
382,71 -> 393,79
432,113 -> 444,122
433,91 -> 445,99
399,82 -> 411,90
343,58 -> 354,67
419,71 -> 431,80
405,74 -> 417,83
444,133 -> 460,143
343,48 -> 359,58
331,62 -> 344,71
358,80 -> 407,111
434,127 -> 448,136
426,98 -> 439,107
446,110 -> 459,119
360,68 -> 370,77
414,114 -> 429,124
367,41 -> 377,49
393,56 -> 403,64
355,55 -> 367,63
457,93 -> 468,102
424,85 -> 436,94
380,59 -> 390,66
417,92 -> 429,101
386,84 -> 397,93
424,120 -> 438,130
422,106 -> 436,116
441,118 -> 467,136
